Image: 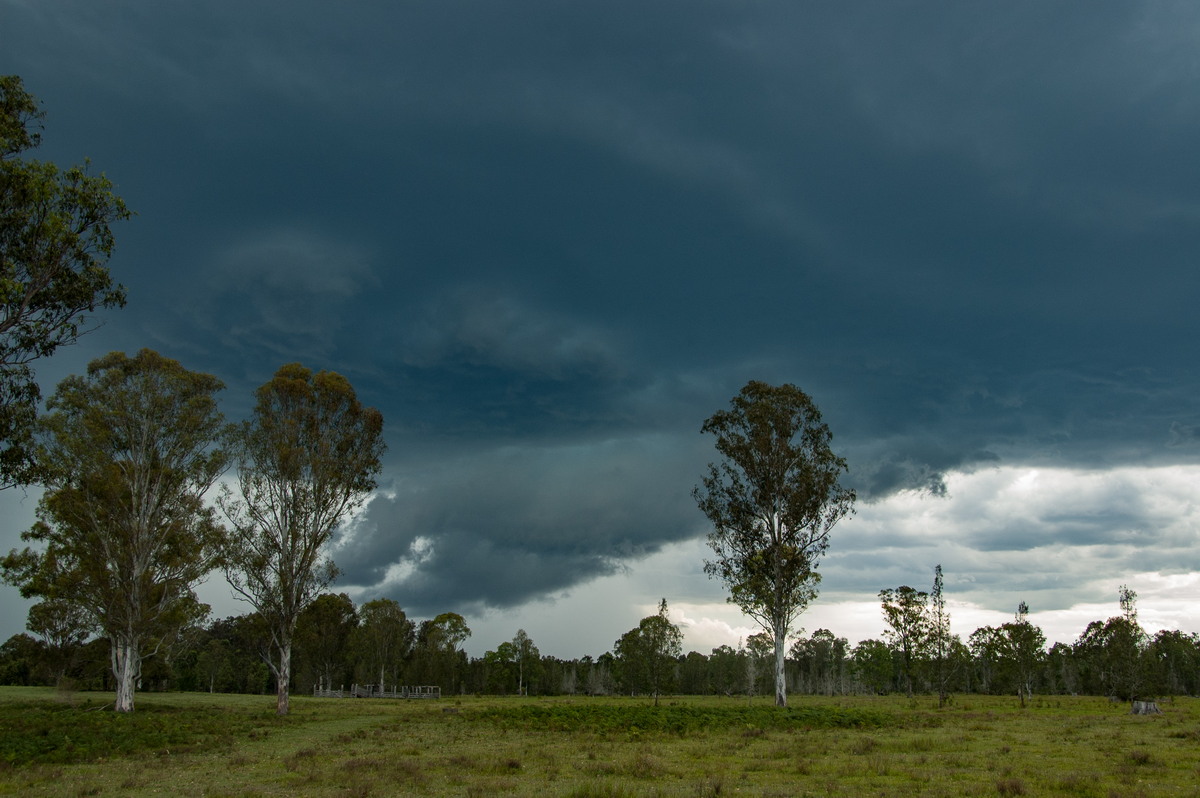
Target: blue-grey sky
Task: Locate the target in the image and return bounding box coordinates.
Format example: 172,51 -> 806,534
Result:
3,1 -> 1199,657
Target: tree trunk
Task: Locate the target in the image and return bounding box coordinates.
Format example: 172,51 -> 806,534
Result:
1131,700 -> 1161,715
774,625 -> 787,707
112,635 -> 139,713
276,641 -> 291,716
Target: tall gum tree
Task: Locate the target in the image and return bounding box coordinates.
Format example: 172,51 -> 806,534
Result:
0,349 -> 228,711
1,76 -> 130,488
220,363 -> 384,715
694,381 -> 855,707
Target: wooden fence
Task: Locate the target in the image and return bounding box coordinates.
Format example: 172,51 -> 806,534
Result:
313,684 -> 441,700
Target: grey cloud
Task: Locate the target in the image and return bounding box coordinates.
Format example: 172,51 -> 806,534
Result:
333,434 -> 706,614
1167,423 -> 1200,448
187,229 -> 376,363
401,286 -> 624,383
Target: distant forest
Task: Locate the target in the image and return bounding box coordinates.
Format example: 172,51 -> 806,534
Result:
3,588 -> 1196,702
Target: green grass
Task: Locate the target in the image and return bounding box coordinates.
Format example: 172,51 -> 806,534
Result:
1,689 -> 1198,796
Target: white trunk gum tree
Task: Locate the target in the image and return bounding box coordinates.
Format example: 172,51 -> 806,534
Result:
221,363 -> 384,716
0,350 -> 228,712
695,381 -> 855,708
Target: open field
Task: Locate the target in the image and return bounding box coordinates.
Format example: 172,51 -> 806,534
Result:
0,688 -> 1197,797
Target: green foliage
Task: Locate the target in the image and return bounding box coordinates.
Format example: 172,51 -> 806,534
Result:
879,585 -> 930,697
0,696 -> 297,767
353,598 -> 414,690
790,628 -> 851,695
0,75 -> 130,488
851,638 -> 895,695
293,592 -> 358,692
409,612 -> 472,693
613,599 -> 682,704
928,565 -> 953,706
1073,587 -> 1151,702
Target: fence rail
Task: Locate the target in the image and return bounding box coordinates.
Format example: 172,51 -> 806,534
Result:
313,684 -> 441,700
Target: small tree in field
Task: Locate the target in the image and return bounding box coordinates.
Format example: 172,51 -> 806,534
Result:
614,599 -> 683,705
695,381 -> 855,707
994,602 -> 1044,706
928,565 -> 953,706
880,584 -> 929,698
220,363 -> 384,715
0,349 -> 228,711
511,628 -> 541,695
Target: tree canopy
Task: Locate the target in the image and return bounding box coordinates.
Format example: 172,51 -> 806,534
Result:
613,599 -> 683,705
0,75 -> 130,488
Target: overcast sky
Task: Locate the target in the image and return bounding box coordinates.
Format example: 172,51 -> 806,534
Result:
3,1 -> 1199,659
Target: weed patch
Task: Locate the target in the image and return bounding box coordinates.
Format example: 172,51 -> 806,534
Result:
0,700 -> 295,766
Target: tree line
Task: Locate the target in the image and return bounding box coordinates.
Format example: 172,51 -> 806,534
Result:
3,584 -> 1196,703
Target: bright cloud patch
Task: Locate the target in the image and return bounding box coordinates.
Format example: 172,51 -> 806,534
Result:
453,464 -> 1200,657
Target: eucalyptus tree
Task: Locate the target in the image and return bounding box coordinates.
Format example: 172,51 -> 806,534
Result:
998,602 -> 1046,706
412,612 -> 472,692
928,565 -> 953,706
0,349 -> 228,711
880,585 -> 930,697
694,381 -> 855,707
355,598 -> 414,691
850,639 -> 893,694
614,599 -> 683,705
26,598 -> 94,687
511,628 -> 541,695
1074,585 -> 1149,703
294,592 -> 358,692
0,76 -> 130,488
220,363 -> 385,715
1147,630 -> 1200,697
790,628 -> 850,695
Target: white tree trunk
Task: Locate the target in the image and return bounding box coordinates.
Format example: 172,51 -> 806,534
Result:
774,625 -> 787,707
112,636 -> 139,713
275,641 -> 291,716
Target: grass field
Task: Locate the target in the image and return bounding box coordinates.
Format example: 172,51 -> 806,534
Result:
0,687 -> 1197,797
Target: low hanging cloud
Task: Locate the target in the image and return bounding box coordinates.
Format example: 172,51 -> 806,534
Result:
334,433 -> 707,615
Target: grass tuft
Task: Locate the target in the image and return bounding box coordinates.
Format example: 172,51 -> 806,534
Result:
996,776 -> 1027,795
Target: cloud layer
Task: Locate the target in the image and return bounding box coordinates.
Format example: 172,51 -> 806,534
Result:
3,1 -> 1200,651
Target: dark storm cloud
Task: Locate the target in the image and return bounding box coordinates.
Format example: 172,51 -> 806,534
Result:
335,435 -> 705,614
5,0 -> 1200,623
